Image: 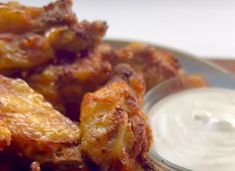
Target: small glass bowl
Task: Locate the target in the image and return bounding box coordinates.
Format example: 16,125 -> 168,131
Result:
143,74 -> 235,171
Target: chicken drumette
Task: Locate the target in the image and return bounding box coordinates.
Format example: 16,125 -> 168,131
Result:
80,64 -> 153,171
107,42 -> 182,90
0,75 -> 87,170
0,0 -> 107,74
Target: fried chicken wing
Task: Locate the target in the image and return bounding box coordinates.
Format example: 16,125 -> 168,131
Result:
0,2 -> 34,34
30,162 -> 41,171
0,0 -> 76,34
0,33 -> 54,74
36,0 -> 76,32
0,0 -> 107,74
25,47 -> 112,120
0,120 -> 11,150
0,75 -> 86,169
80,64 -> 152,170
108,42 -> 182,90
47,21 -> 107,57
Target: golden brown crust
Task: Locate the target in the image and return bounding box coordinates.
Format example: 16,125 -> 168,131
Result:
36,0 -> 76,31
0,0 -> 107,74
0,120 -> 11,151
80,65 -> 152,171
107,42 -> 182,90
0,33 -> 54,73
0,75 -> 83,165
30,161 -> 41,171
0,0 -> 76,34
181,74 -> 208,88
0,2 -> 35,34
46,21 -> 107,60
25,48 -> 112,120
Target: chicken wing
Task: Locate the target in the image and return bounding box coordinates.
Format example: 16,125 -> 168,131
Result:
0,33 -> 54,74
0,0 -> 107,74
0,0 -> 76,34
30,162 -> 41,171
80,64 -> 152,170
25,47 -> 112,120
0,120 -> 11,151
107,42 -> 182,90
46,21 -> 107,64
0,75 -> 86,169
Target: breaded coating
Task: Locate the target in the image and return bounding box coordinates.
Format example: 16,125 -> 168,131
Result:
0,120 -> 11,151
35,0 -> 76,32
30,162 -> 41,171
0,33 -> 54,73
0,75 -> 86,168
0,0 -> 76,34
0,2 -> 35,34
80,64 -> 152,170
26,47 -> 112,120
0,23 -> 107,74
108,42 -> 182,90
47,21 -> 107,60
0,0 -> 107,74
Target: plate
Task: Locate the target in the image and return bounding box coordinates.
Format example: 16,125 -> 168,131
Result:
106,39 -> 235,89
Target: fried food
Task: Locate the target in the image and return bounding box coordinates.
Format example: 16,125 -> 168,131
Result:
0,22 -> 107,74
0,0 -> 76,34
47,21 -> 107,60
0,33 -> 54,74
0,120 -> 11,151
181,74 -> 208,87
80,64 -> 152,170
0,0 -> 107,74
25,47 -> 112,120
108,42 -> 182,90
0,24 -> 107,74
0,75 -> 86,169
30,162 -> 41,171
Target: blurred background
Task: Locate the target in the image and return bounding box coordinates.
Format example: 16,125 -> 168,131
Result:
7,0 -> 235,59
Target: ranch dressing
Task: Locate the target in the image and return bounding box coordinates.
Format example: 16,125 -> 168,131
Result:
149,87 -> 235,171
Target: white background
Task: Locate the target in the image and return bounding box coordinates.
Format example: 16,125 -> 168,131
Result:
3,0 -> 235,59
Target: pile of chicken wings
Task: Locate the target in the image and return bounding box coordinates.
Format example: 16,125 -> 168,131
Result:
0,0 -> 182,170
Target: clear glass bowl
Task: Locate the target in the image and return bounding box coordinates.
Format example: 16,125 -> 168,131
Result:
143,75 -> 235,171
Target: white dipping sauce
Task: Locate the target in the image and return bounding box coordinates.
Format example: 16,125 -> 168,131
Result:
149,87 -> 235,171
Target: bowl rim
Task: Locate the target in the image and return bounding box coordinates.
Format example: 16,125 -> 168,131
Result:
144,76 -> 196,171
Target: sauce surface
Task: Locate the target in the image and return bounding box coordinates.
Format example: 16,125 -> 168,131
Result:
149,87 -> 235,171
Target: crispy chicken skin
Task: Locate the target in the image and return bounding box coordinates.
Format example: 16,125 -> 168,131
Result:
0,75 -> 87,169
108,42 -> 182,90
25,47 -> 112,120
0,23 -> 107,74
0,33 -> 54,73
47,21 -> 107,59
80,64 -> 152,171
0,0 -> 107,73
0,120 -> 11,151
0,0 -> 76,34
30,162 -> 41,171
